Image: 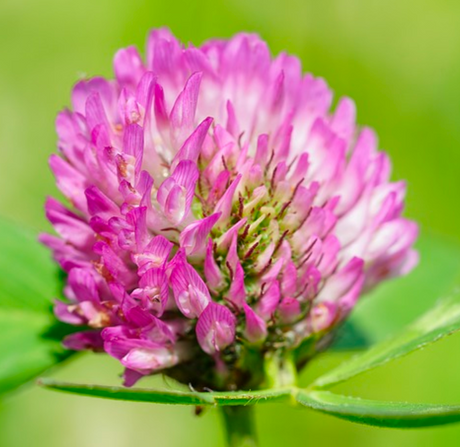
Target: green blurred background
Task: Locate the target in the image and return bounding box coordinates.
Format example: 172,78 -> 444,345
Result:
1,0 -> 460,445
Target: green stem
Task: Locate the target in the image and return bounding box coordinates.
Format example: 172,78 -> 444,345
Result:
220,406 -> 258,447
264,350 -> 298,389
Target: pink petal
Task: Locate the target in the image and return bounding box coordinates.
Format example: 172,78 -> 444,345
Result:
243,303 -> 267,344
330,97 -> 356,145
310,301 -> 337,333
317,257 -> 364,303
170,72 -> 203,148
113,46 -> 145,88
196,302 -> 236,355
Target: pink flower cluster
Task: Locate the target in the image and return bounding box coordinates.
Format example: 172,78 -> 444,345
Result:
42,29 -> 418,388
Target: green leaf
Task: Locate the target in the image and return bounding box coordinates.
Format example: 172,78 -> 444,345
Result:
38,378 -> 293,406
312,289 -> 460,389
296,390 -> 460,428
0,217 -> 73,395
40,379 -> 460,429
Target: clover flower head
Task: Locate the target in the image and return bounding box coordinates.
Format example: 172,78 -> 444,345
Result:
42,29 -> 418,389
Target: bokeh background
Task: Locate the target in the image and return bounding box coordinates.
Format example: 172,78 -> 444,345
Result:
1,0 -> 460,446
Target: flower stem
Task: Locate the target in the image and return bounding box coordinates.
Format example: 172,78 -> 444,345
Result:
220,406 -> 258,447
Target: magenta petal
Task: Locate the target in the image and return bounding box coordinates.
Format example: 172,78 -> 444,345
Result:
79,300 -> 113,328
153,83 -> 169,134
132,267 -> 169,316
85,92 -> 110,132
45,197 -> 94,250
39,233 -> 92,271
85,186 -> 119,219
214,174 -> 242,226
171,117 -> 213,170
170,252 -> 211,318
225,234 -> 240,272
281,261 -> 298,296
216,218 -> 247,252
72,77 -> 115,118
180,212 -> 221,256
93,241 -> 135,288
196,302 -> 236,355
278,297 -> 301,324
63,331 -> 104,351
157,160 -> 199,224
156,177 -> 175,207
164,184 -> 187,222
123,123 -> 144,176
67,268 -> 100,303
135,72 -> 156,108
170,160 -> 200,193
227,262 -> 246,308
121,346 -> 178,372
125,206 -> 149,251
123,303 -> 154,327
297,265 -> 321,302
206,170 -> 230,206
258,280 -> 281,320
54,300 -> 85,325
204,238 -> 224,290
49,155 -> 88,212
102,328 -> 135,359
143,317 -> 177,344
261,257 -> 285,283
123,368 -> 145,387
133,235 -> 173,275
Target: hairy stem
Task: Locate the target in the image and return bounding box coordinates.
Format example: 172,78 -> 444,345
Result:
220,406 -> 258,447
